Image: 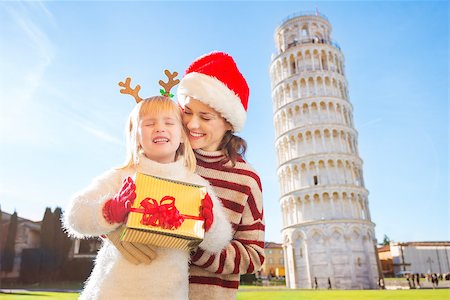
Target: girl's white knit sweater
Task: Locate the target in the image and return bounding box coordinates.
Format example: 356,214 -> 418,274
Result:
63,155 -> 232,300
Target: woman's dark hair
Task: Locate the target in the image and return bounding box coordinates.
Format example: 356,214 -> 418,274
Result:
218,130 -> 247,167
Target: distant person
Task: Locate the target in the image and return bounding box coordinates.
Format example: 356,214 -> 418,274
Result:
406,274 -> 412,288
378,277 -> 385,289
314,277 -> 318,289
431,273 -> 438,288
415,273 -> 421,288
328,277 -> 332,289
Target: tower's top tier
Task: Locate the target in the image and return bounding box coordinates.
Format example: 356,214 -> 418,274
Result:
275,12 -> 339,54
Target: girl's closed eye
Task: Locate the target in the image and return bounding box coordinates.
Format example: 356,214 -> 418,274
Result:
165,117 -> 176,125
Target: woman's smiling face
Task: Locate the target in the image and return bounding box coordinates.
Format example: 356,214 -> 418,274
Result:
182,98 -> 232,151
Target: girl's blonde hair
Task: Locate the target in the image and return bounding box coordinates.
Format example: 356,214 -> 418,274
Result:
120,96 -> 196,172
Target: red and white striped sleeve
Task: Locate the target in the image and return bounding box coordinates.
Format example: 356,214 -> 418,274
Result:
191,169 -> 265,275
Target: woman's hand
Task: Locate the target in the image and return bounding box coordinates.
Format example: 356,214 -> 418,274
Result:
103,177 -> 136,224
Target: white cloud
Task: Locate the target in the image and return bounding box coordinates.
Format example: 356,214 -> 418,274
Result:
75,121 -> 123,145
8,4 -> 54,64
359,117 -> 383,129
0,2 -> 55,145
0,3 -> 122,148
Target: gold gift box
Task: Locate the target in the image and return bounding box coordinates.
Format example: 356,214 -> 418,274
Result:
121,172 -> 206,251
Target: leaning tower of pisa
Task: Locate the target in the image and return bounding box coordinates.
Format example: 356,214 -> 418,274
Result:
270,12 -> 379,289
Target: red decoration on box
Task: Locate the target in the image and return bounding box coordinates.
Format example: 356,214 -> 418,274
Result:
131,196 -> 185,230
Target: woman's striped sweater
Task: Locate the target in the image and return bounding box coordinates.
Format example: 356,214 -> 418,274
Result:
189,149 -> 265,300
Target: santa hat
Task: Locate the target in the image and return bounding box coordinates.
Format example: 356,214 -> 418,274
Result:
177,51 -> 249,132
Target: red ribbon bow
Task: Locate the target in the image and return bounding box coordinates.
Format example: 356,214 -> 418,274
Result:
138,196 -> 184,230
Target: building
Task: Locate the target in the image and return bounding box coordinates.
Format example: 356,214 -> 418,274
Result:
0,209 -> 103,284
387,241 -> 450,276
261,242 -> 285,278
270,11 -> 379,289
377,245 -> 394,277
70,238 -> 102,259
0,211 -> 41,280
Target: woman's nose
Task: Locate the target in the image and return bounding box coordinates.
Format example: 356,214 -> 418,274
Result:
186,116 -> 199,129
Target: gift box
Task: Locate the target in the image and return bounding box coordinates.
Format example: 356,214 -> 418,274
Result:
120,172 -> 206,251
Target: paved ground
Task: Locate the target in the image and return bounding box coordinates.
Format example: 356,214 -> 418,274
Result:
1,279 -> 449,293
384,278 -> 450,290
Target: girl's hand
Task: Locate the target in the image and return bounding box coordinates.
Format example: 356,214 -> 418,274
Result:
103,177 -> 136,224
200,193 -> 214,232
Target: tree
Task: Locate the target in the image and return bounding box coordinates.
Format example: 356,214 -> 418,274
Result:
40,207 -> 56,280
0,205 -> 3,244
0,205 -> 3,246
53,207 -> 72,272
1,211 -> 18,273
382,234 -> 391,246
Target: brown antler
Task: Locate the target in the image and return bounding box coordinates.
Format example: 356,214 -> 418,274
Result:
158,70 -> 180,97
118,77 -> 143,103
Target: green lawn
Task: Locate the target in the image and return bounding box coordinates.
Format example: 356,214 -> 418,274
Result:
0,291 -> 77,299
1,288 -> 449,299
236,287 -> 450,300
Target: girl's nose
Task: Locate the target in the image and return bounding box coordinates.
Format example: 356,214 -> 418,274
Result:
155,123 -> 165,132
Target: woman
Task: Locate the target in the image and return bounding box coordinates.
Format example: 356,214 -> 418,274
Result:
177,51 -> 265,300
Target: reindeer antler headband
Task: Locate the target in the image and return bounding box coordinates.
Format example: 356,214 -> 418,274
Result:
118,70 -> 180,103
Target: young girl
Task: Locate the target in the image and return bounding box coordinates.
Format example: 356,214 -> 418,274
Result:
63,95 -> 232,300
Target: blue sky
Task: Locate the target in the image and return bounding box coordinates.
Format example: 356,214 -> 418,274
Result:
0,1 -> 448,244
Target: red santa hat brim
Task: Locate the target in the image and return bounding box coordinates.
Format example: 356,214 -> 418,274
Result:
177,72 -> 247,132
